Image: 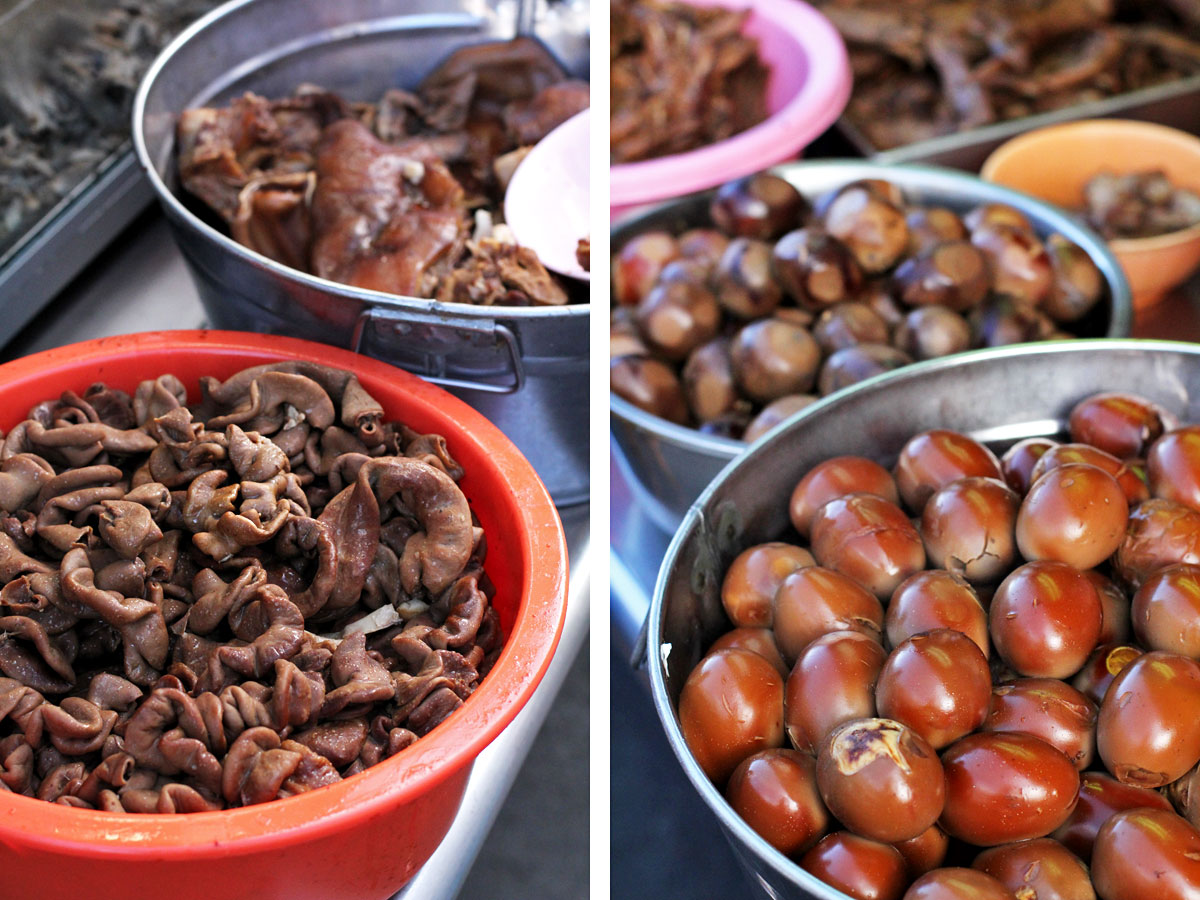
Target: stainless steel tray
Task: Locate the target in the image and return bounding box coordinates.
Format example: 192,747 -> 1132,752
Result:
839,74 -> 1200,172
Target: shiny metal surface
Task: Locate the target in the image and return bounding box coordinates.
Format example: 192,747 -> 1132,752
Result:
646,339 -> 1200,900
3,212 -> 589,900
610,159 -> 1134,533
132,0 -> 590,506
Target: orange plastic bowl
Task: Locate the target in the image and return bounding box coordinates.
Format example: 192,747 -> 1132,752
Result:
0,331 -> 568,900
981,119 -> 1200,310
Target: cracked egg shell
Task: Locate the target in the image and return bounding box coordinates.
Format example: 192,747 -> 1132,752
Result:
816,717 -> 944,843
920,476 -> 1018,584
811,493 -> 926,599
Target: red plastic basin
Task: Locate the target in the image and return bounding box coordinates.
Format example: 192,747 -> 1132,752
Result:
0,331 -> 568,900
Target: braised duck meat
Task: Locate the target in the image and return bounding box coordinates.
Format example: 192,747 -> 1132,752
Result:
176,38 -> 586,305
610,0 -> 768,163
310,121 -> 467,297
819,0 -> 1200,150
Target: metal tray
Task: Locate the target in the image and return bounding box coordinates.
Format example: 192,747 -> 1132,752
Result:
839,74 -> 1200,172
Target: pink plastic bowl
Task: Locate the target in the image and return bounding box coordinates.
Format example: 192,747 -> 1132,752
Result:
610,0 -> 851,218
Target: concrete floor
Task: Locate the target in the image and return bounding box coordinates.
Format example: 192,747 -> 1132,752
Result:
460,644 -> 590,899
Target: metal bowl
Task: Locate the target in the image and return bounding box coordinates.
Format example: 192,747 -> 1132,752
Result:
647,338 -> 1200,900
611,160 -> 1134,533
133,0 -> 590,506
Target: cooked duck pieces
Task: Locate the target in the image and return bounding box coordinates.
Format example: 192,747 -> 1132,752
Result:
417,35 -> 569,128
310,120 -> 468,298
177,89 -> 354,222
436,237 -> 568,307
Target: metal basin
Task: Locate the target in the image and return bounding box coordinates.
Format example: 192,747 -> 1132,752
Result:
611,160 -> 1134,533
133,0 -> 590,506
647,338 -> 1200,900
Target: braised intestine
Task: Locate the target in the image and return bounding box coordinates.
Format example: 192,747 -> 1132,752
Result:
0,362 -> 502,812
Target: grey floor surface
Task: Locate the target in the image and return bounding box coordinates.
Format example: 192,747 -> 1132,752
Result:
460,644 -> 590,899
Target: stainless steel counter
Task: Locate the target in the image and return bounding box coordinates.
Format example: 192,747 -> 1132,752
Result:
1,209 -> 591,900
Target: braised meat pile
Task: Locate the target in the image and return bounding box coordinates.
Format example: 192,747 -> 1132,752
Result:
1083,170 -> 1200,239
610,0 -> 769,163
0,361 -> 502,812
818,0 -> 1200,150
177,38 -> 589,306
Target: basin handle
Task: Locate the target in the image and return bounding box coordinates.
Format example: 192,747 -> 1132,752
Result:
351,306 -> 525,394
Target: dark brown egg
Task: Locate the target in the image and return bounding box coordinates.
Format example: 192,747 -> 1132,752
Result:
1016,464 -> 1128,570
973,838 -> 1094,900
813,302 -> 891,355
970,223 -> 1052,307
713,238 -> 783,319
743,394 -> 819,443
720,542 -> 814,628
730,318 -> 821,404
610,356 -> 689,424
876,629 -> 991,750
1092,808 -> 1200,900
940,732 -> 1080,846
823,183 -> 910,275
983,678 -> 1097,770
907,207 -> 967,255
1030,443 -> 1148,506
678,648 -> 784,785
893,825 -> 950,879
789,456 -> 900,538
785,630 -> 887,754
635,281 -> 721,361
1070,391 -> 1173,459
800,831 -> 909,900
1096,650 -> 1200,788
710,173 -> 808,240
816,718 -> 945,843
724,748 -> 829,856
894,430 -> 1003,514
1052,771 -> 1173,862
811,493 -> 926,599
1149,426 -> 1200,512
886,570 -> 988,658
893,306 -> 973,361
989,560 -> 1102,679
1070,644 -> 1142,706
613,231 -> 679,305
1132,563 -> 1200,658
904,867 -> 1020,900
708,627 -> 788,677
1002,437 -> 1059,495
1085,570 -> 1132,645
1112,498 -> 1200,590
893,241 -> 990,311
773,228 -> 864,310
921,476 -> 1019,583
682,338 -> 738,424
817,344 -> 913,396
772,566 -> 884,665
